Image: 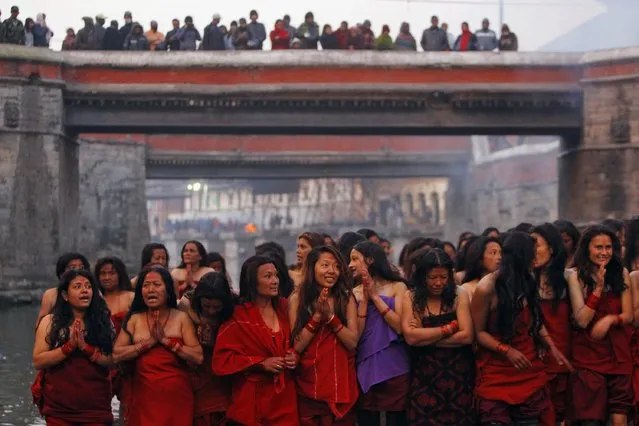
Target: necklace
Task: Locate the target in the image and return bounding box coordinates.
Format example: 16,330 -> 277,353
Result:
146,310 -> 171,331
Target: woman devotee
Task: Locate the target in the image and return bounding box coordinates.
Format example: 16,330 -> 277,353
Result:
567,225 -> 633,426
171,240 -> 215,298
553,219 -> 581,267
37,252 -> 91,324
530,223 -> 571,424
454,235 -> 479,286
290,232 -> 324,290
602,218 -> 627,258
323,233 -> 337,247
181,272 -> 234,426
113,266 -> 203,426
131,242 -> 170,287
399,237 -> 431,280
441,241 -> 456,263
624,216 -> 639,272
631,269 -> 639,424
256,241 -> 295,298
472,232 -> 570,426
213,255 -> 299,426
337,232 -> 366,265
460,236 -> 502,300
349,241 -> 409,426
32,269 -> 115,426
481,227 -> 500,239
290,246 -> 359,425
401,249 -> 474,425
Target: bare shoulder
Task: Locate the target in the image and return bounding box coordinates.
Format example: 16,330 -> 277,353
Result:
43,288 -> 57,300
352,284 -> 363,300
476,272 -> 496,294
196,267 -> 216,278
170,268 -> 184,279
456,285 -> 469,299
37,313 -> 53,332
393,281 -> 408,294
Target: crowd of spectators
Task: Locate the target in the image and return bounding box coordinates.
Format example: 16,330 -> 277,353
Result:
0,6 -> 519,52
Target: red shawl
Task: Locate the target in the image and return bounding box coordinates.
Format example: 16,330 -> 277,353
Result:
213,298 -> 298,426
297,326 -> 359,418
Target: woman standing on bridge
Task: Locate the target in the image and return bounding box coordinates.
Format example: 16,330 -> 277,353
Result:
171,240 -> 215,299
32,269 -> 115,426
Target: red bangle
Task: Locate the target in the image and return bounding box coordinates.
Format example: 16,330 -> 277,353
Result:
90,350 -> 101,362
496,342 -> 511,355
328,314 -> 341,330
585,293 -> 601,310
614,315 -> 624,326
305,317 -> 321,333
449,320 -> 459,334
61,342 -> 74,356
380,307 -> 391,317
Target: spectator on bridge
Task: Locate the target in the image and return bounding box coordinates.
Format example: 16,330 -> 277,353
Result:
102,20 -> 120,50
177,16 -> 201,51
320,24 -> 340,50
291,37 -> 302,49
164,19 -> 181,51
334,21 -> 349,49
283,15 -> 297,44
270,19 -> 290,50
347,26 -> 363,49
124,23 -> 148,50
453,22 -> 477,51
232,18 -> 251,50
224,21 -> 237,50
499,24 -> 518,51
394,22 -> 417,50
118,11 -> 134,49
0,6 -> 24,45
296,12 -> 320,49
201,14 -> 225,51
420,15 -> 449,51
33,13 -> 53,47
24,18 -> 34,47
75,17 -> 97,50
441,22 -> 455,50
375,25 -> 393,50
475,18 -> 498,51
61,27 -> 76,50
145,20 -> 165,50
247,10 -> 266,50
93,14 -> 106,49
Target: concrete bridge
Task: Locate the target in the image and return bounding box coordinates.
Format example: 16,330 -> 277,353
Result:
0,46 -> 638,303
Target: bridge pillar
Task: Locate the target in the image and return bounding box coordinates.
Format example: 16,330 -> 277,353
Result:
445,172 -> 472,241
0,81 -> 79,304
558,69 -> 639,224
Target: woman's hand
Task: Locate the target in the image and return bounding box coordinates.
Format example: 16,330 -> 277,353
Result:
261,357 -> 286,373
590,315 -> 614,340
284,350 -> 298,370
505,347 -> 532,370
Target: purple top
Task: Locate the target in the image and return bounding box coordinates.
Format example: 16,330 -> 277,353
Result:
356,295 -> 410,393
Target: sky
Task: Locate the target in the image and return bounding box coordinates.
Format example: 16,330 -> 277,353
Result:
13,0 -> 605,51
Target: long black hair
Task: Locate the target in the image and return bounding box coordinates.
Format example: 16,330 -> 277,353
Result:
494,232 -> 544,349
140,243 -> 170,269
239,255 -> 281,309
55,252 -> 90,279
47,270 -> 115,354
192,271 -> 236,324
573,225 -> 625,295
207,252 -> 228,275
481,227 -> 500,237
95,256 -> 132,292
399,237 -> 432,278
292,246 -> 353,341
625,216 -> 639,271
553,219 -> 581,257
531,223 -> 568,308
337,232 -> 366,264
462,236 -> 502,284
178,240 -> 208,268
410,249 -> 457,315
122,266 -> 178,339
455,235 -> 479,273
352,241 -> 406,284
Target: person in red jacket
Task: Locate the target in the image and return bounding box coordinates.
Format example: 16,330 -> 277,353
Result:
270,19 -> 289,50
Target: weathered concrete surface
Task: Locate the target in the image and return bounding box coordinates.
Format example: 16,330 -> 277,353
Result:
76,139 -> 149,271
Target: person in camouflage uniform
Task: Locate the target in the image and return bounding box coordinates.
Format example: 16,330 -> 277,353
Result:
0,6 -> 25,45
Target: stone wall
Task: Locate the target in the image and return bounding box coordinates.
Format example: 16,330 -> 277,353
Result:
470,147 -> 559,232
76,138 -> 150,270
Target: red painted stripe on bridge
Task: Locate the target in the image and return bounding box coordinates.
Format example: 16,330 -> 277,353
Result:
80,134 -> 471,153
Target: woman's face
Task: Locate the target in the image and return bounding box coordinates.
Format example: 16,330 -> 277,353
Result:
483,242 -> 502,273
200,297 -> 224,319
65,258 -> 85,273
99,263 -> 119,292
256,263 -> 279,298
150,249 -> 168,268
425,267 -> 449,296
314,252 -> 340,289
182,243 -> 201,266
64,276 -> 93,310
443,244 -> 456,262
588,234 -> 613,267
141,271 -> 168,309
532,233 -> 552,269
296,238 -> 312,266
560,232 -> 574,253
348,249 -> 367,281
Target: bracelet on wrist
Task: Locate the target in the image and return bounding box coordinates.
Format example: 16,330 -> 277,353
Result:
380,307 -> 391,317
61,342 -> 74,356
496,342 -> 511,355
585,293 -> 601,311
328,314 -> 341,330
305,317 -> 321,333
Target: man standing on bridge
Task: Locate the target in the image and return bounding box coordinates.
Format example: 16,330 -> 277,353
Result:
0,6 -> 24,45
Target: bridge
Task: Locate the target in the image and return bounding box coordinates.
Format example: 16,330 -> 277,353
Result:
0,46 -> 637,302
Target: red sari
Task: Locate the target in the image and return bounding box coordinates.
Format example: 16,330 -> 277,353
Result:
127,342 -> 194,426
296,324 -> 359,425
40,351 -> 113,425
212,299 -> 299,426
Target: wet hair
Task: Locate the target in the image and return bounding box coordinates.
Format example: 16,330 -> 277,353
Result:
352,241 -> 406,284
292,246 -> 353,341
94,256 -> 132,292
55,252 -> 90,279
441,241 -> 455,254
513,222 -> 534,233
140,243 -> 169,269
47,270 -> 114,354
553,219 -> 581,256
531,223 -> 568,308
178,240 -> 208,268
400,237 -> 431,277
457,231 -> 475,250
255,241 -> 286,262
357,228 -> 379,241
337,232 -> 366,263
462,237 -> 502,284
239,255 -> 281,309
298,232 -> 324,249
123,266 -> 177,339
262,250 -> 293,298
206,252 -> 227,275
322,233 -> 336,247
601,218 -> 626,236
494,232 -> 543,349
191,271 -> 236,323
380,238 -> 391,246
454,235 -> 479,273
481,227 -> 500,237
625,216 -> 639,270
573,225 -> 625,295
410,249 -> 456,315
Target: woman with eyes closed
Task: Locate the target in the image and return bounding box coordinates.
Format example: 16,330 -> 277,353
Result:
113,266 -> 203,426
290,246 -> 359,425
460,236 -> 502,301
